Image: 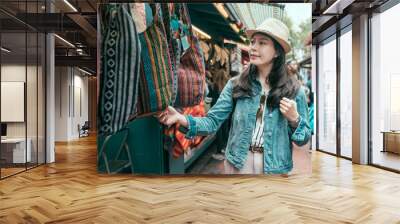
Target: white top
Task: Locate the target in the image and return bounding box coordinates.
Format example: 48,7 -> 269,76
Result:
251,89 -> 268,147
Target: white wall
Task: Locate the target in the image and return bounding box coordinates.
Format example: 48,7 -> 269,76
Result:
72,73 -> 89,138
55,66 -> 69,141
55,67 -> 89,141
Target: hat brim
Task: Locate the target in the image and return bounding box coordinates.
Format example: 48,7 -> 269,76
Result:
246,29 -> 291,54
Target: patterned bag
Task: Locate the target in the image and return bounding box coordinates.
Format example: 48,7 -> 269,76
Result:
160,3 -> 182,104
135,3 -> 175,116
174,4 -> 206,108
98,3 -> 141,136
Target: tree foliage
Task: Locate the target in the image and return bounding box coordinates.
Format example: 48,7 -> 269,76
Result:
282,12 -> 311,62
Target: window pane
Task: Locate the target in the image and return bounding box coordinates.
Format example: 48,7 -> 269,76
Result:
340,29 -> 352,158
27,31 -> 38,169
1,31 -> 27,177
371,3 -> 400,171
38,32 -> 45,165
318,37 -> 337,154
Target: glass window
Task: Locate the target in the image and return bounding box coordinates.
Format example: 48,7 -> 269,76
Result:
340,28 -> 352,158
38,32 -> 46,165
1,31 -> 28,178
371,3 -> 400,171
0,0 -> 46,179
27,31 -> 38,169
318,36 -> 337,154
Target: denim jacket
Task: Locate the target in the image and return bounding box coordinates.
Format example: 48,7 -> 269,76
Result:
185,76 -> 311,174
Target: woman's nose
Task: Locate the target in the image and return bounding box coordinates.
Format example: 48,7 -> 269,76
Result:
250,45 -> 257,52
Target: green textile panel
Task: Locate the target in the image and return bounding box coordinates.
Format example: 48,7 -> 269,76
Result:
98,116 -> 166,174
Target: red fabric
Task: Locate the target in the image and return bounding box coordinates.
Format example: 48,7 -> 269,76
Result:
165,101 -> 206,158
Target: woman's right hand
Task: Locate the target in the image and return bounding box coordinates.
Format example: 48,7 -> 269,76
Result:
157,106 -> 188,127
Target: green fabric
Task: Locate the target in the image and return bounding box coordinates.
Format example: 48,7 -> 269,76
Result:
136,3 -> 174,115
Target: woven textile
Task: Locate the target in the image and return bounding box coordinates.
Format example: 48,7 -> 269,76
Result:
98,3 -> 141,136
161,3 -> 181,104
136,3 -> 175,115
164,101 -> 206,158
174,4 -> 206,108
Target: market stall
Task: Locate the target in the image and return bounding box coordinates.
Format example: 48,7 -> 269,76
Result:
97,3 -> 246,174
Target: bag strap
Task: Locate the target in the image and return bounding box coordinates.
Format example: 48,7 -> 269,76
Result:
147,3 -> 169,41
168,3 -> 175,16
180,4 -> 192,28
179,4 -> 194,40
149,3 -> 160,23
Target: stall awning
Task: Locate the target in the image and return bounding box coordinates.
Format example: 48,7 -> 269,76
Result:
188,3 -> 244,43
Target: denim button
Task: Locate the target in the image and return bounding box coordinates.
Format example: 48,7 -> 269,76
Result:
267,150 -> 272,155
269,113 -> 272,117
268,132 -> 272,136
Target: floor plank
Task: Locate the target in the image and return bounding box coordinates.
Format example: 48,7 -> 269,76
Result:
0,135 -> 400,223
372,150 -> 400,171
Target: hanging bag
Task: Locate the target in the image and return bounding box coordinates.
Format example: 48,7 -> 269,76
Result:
160,3 -> 182,105
98,3 -> 141,136
135,3 -> 175,116
174,4 -> 206,108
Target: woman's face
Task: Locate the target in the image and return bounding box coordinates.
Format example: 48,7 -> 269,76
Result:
249,33 -> 277,66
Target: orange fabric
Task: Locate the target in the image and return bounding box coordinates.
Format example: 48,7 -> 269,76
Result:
165,101 -> 206,158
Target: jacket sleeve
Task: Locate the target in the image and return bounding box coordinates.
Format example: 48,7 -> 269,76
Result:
184,78 -> 234,138
289,87 -> 312,146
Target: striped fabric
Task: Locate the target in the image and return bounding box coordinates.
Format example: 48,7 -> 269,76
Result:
175,39 -> 205,107
136,3 -> 175,115
98,3 -> 141,136
174,4 -> 206,108
160,3 -> 181,105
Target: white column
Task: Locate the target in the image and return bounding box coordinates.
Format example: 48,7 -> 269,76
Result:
46,32 -> 55,163
45,0 -> 55,163
352,14 -> 369,164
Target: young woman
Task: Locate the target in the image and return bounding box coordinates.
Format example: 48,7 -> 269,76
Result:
158,18 -> 311,174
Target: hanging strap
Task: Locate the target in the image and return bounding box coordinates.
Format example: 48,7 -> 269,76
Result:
178,4 -> 194,41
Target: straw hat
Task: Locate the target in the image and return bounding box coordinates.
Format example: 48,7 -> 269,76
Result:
245,18 -> 291,53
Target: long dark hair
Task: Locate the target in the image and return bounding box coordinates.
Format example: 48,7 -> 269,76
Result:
213,70 -> 229,93
232,34 -> 300,109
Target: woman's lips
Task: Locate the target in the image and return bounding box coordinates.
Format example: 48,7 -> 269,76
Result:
250,55 -> 259,59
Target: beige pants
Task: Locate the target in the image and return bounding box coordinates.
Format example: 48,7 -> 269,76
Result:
224,151 -> 264,174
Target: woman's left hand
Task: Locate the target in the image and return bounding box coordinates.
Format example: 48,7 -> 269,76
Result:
279,97 -> 299,124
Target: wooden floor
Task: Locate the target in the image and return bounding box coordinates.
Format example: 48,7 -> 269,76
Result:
0,167 -> 26,178
372,150 -> 400,171
1,163 -> 45,178
1,136 -> 400,223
